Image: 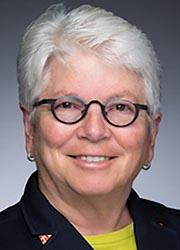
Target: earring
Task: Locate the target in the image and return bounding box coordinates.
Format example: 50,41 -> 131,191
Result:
27,152 -> 35,162
143,162 -> 151,170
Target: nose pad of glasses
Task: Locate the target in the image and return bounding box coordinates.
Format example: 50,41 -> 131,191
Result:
81,100 -> 112,127
85,100 -> 106,118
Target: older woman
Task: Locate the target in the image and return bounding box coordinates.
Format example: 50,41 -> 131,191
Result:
0,3 -> 180,250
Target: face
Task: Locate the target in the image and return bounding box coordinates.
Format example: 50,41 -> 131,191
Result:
23,49 -> 161,198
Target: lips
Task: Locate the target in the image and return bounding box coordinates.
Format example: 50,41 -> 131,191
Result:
68,155 -> 117,163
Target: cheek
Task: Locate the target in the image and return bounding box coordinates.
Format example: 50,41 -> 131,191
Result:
114,123 -> 150,155
34,116 -> 74,150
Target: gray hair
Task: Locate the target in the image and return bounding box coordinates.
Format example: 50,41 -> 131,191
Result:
17,3 -> 161,115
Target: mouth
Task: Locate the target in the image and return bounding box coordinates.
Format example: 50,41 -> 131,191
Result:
68,155 -> 117,163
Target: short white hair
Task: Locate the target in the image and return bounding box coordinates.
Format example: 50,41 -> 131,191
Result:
17,3 -> 161,115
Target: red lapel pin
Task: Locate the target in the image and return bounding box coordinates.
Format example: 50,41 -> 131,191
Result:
38,234 -> 52,245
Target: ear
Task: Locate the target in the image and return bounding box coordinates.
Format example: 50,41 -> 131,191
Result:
20,105 -> 34,155
146,112 -> 162,164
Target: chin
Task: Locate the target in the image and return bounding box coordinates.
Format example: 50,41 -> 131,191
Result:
68,178 -> 122,197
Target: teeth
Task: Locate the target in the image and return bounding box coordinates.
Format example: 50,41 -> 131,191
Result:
79,156 -> 109,162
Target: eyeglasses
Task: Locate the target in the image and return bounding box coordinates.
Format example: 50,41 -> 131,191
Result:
33,96 -> 150,127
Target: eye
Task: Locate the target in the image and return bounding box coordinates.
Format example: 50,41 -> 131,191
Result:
55,102 -> 75,109
60,102 -> 74,109
106,100 -> 135,114
54,99 -> 84,111
116,103 -> 127,111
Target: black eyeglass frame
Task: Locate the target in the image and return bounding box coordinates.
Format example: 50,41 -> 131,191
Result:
33,98 -> 150,127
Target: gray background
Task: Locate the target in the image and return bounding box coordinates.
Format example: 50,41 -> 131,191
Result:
0,0 -> 179,211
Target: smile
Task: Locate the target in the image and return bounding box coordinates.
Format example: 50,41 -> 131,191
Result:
69,155 -> 116,162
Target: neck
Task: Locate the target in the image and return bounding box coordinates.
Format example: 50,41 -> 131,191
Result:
39,176 -> 132,236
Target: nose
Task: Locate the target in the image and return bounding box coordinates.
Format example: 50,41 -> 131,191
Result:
76,104 -> 111,142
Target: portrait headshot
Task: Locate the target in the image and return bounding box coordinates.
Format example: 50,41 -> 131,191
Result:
0,0 -> 180,249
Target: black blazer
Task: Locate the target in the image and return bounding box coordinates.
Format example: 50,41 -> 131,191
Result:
1,171 -> 180,250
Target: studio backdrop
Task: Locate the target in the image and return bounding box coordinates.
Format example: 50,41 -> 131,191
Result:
0,0 -> 179,211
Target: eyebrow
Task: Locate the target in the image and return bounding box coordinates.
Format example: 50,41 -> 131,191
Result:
51,90 -> 139,103
105,91 -> 139,103
53,91 -> 80,98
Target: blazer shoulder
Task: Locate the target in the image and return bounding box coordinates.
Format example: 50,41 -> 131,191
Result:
140,196 -> 180,226
0,202 -> 22,227
141,197 -> 180,212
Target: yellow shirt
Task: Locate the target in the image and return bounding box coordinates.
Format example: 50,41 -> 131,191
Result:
85,223 -> 137,250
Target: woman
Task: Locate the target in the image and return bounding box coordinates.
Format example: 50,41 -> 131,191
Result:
1,3 -> 180,250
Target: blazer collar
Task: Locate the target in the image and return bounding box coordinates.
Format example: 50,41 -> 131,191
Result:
127,190 -> 180,250
20,171 -> 62,235
20,171 -> 93,249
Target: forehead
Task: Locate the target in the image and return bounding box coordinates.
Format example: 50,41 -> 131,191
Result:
42,49 -> 145,102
